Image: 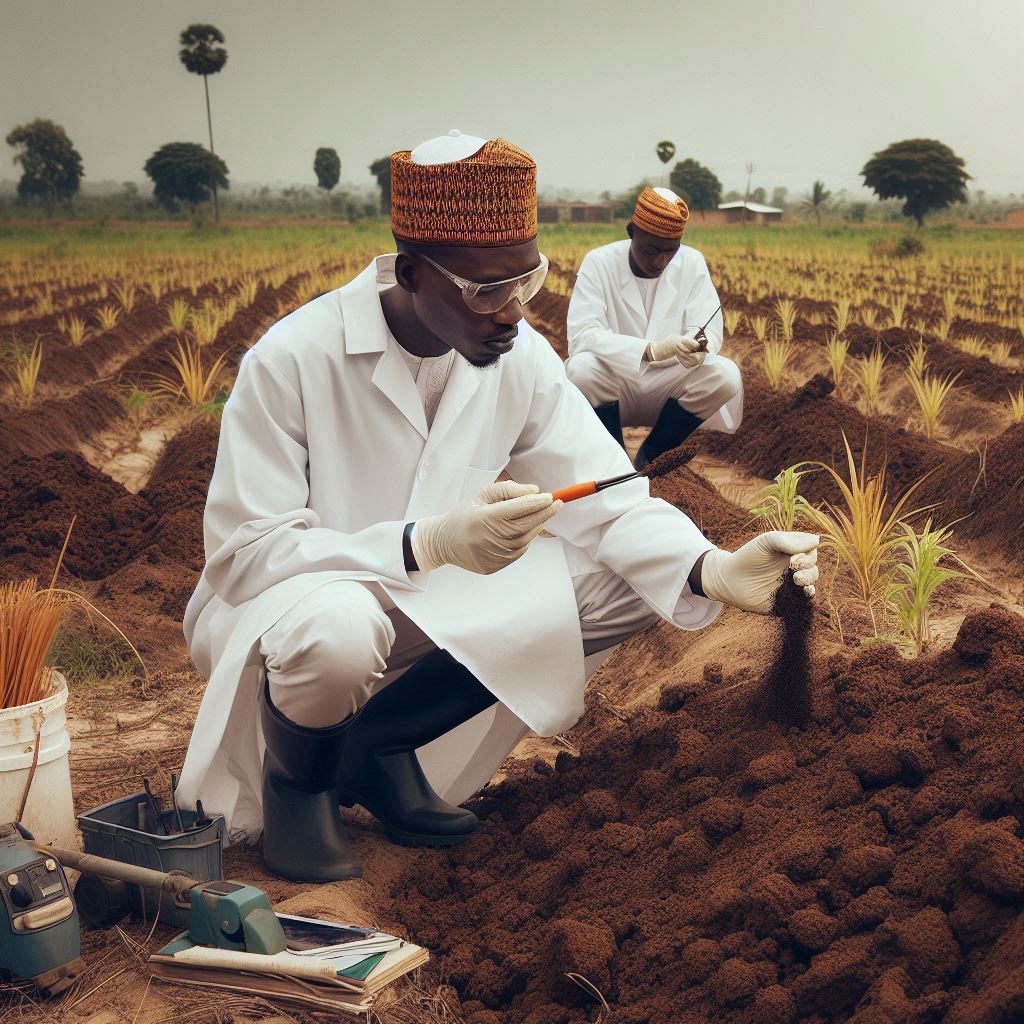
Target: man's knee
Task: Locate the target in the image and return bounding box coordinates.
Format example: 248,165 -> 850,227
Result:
566,352 -> 619,406
261,583 -> 394,724
706,356 -> 742,404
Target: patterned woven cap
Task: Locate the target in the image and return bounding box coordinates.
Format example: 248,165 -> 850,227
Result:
391,138 -> 538,247
633,186 -> 690,239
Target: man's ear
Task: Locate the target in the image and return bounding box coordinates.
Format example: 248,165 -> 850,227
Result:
394,252 -> 418,293
626,222 -> 635,239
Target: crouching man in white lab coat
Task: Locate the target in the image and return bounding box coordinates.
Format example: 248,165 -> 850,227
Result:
177,132 -> 818,884
566,187 -> 743,469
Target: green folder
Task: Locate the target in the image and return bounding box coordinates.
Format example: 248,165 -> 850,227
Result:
336,951 -> 386,981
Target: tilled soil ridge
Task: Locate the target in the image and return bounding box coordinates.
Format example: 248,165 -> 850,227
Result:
397,606 -> 1024,1024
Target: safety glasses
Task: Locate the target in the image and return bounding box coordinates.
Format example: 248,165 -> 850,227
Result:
417,252 -> 549,314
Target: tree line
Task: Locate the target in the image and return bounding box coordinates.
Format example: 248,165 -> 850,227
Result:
3,23 -> 975,228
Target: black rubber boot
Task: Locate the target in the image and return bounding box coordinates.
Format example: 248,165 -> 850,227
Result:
634,399 -> 703,470
338,649 -> 498,848
593,401 -> 625,448
261,679 -> 362,882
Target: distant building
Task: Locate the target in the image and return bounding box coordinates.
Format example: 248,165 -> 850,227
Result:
712,200 -> 784,225
538,201 -> 617,224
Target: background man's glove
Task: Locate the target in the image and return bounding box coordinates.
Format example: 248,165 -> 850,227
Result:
674,335 -> 707,369
699,531 -> 820,614
411,482 -> 561,575
645,333 -> 686,363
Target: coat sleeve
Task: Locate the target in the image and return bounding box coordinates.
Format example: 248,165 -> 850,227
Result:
507,339 -> 721,630
566,252 -> 649,377
200,349 -> 418,607
682,253 -> 724,355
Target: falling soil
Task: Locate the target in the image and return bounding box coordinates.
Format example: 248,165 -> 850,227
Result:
756,574 -> 814,727
396,605 -> 1024,1023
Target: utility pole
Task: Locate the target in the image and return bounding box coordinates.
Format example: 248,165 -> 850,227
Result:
745,162 -> 754,223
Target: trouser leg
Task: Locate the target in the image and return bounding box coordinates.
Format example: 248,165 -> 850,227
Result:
565,351 -> 626,448
630,354 -> 743,468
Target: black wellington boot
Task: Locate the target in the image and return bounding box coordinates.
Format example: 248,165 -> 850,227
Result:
261,680 -> 362,882
633,399 -> 703,470
593,401 -> 625,449
338,649 -> 498,848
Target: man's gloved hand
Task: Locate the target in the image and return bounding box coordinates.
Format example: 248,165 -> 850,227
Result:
645,334 -> 686,363
411,482 -> 561,575
699,531 -> 820,614
674,335 -> 707,369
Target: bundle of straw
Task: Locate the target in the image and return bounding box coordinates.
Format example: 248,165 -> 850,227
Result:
0,579 -> 73,709
0,519 -> 146,710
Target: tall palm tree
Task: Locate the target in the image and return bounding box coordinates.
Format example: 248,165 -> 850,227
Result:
179,24 -> 227,222
802,180 -> 832,226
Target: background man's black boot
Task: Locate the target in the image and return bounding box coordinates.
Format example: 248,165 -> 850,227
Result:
593,401 -> 624,448
633,399 -> 703,470
261,680 -> 362,882
338,649 -> 498,848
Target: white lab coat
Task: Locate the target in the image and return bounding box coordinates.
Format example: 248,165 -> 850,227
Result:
566,240 -> 743,433
177,255 -> 722,841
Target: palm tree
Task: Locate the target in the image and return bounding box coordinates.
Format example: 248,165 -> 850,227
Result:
801,180 -> 832,226
179,24 -> 227,222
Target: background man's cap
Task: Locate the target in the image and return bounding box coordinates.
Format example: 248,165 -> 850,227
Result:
633,186 -> 690,239
391,129 -> 537,248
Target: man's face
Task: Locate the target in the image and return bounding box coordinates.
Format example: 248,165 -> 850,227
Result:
628,224 -> 680,279
396,238 -> 541,368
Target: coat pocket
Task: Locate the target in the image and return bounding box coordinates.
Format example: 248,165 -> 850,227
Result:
459,464 -> 510,502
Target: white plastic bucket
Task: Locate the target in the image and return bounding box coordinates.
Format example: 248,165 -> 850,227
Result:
0,670 -> 80,851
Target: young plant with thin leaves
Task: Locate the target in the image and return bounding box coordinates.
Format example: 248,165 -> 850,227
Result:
887,518 -> 970,655
723,309 -> 742,335
853,346 -> 885,416
990,341 -> 1012,366
761,329 -> 792,389
905,368 -> 959,439
774,298 -> 798,342
10,337 -> 43,409
750,465 -> 812,531
803,434 -> 931,634
151,340 -> 230,407
62,313 -> 87,347
831,297 -> 851,337
1009,385 -> 1024,423
95,303 -> 120,331
166,296 -> 192,333
748,313 -> 769,342
825,333 -> 849,393
905,335 -> 928,380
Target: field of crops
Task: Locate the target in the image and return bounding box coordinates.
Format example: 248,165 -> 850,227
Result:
2,222 -> 1024,1023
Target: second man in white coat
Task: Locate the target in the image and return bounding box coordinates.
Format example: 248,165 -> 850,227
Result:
566,187 -> 743,469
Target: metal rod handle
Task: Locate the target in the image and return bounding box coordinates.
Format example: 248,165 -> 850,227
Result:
31,844 -> 198,897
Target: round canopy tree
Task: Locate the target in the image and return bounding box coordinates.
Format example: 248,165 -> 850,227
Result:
179,24 -> 228,221
6,119 -> 83,208
144,142 -> 229,213
861,139 -> 969,227
314,147 -> 341,191
369,156 -> 392,213
669,158 -> 722,215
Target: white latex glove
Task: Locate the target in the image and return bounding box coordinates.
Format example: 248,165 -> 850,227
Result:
699,531 -> 820,614
674,335 -> 707,370
644,333 -> 686,363
411,482 -> 561,575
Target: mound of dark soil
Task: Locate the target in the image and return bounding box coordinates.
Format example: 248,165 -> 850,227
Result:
0,420 -> 220,661
399,606 -> 1024,1023
672,375 -> 952,507
526,288 -> 570,358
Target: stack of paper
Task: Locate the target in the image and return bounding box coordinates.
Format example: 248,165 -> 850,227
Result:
148,914 -> 428,1014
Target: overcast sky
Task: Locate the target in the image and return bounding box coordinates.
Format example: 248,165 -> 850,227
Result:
3,0 -> 1022,199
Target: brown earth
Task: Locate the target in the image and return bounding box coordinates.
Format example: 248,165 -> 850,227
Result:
2,278 -> 1023,1022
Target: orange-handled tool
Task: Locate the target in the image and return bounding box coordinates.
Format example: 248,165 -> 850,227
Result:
552,470 -> 642,504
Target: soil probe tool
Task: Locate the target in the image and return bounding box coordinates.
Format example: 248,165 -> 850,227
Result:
552,470 -> 642,504
693,303 -> 722,353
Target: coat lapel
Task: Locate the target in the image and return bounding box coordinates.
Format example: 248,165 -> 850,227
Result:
616,252 -> 647,325
420,355 -> 481,465
341,257 -> 428,440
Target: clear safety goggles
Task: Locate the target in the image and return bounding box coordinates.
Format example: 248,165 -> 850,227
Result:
417,252 -> 549,314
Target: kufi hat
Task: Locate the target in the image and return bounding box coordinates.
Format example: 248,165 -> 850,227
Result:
391,129 -> 537,247
633,186 -> 690,239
